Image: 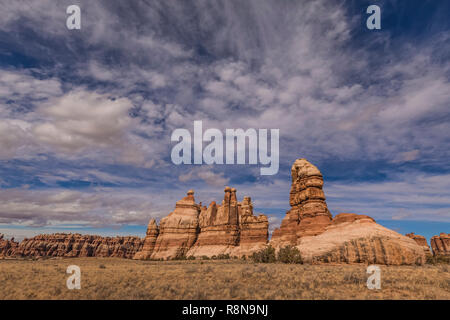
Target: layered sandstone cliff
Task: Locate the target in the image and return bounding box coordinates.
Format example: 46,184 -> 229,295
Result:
406,232 -> 433,257
270,159 -> 426,265
2,233 -> 143,259
430,233 -> 449,257
133,188 -> 269,260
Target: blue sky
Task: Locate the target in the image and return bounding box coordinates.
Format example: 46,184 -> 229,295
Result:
0,0 -> 449,242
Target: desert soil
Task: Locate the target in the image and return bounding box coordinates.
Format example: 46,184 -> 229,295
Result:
0,258 -> 448,300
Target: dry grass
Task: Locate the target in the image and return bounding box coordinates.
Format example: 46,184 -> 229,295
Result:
0,258 -> 448,300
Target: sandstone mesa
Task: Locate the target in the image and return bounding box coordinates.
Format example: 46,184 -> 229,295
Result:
1,158 -> 447,265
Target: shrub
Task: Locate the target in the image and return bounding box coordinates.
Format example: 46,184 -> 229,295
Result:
187,256 -> 196,260
172,253 -> 187,260
277,245 -> 303,264
217,253 -> 230,260
250,245 -> 276,263
201,255 -> 210,260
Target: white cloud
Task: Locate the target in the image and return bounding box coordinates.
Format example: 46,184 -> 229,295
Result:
179,167 -> 230,187
33,90 -> 132,151
0,188 -> 170,227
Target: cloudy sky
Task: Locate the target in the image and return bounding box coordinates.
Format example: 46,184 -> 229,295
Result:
0,0 -> 449,242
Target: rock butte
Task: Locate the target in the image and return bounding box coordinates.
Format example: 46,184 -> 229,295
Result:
1,158 -> 445,265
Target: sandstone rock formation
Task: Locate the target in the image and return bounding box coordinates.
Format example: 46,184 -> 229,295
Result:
238,196 -> 269,252
150,190 -> 201,259
0,234 -> 19,257
2,233 -> 143,259
133,219 -> 159,260
271,159 -> 332,245
133,188 -> 269,260
406,232 -> 432,257
430,233 -> 450,257
270,159 -> 426,265
187,188 -> 268,257
296,213 -> 425,265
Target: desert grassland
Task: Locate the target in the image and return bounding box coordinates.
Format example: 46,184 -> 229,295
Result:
0,258 -> 448,300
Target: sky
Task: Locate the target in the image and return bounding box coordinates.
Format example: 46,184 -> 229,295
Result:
0,0 -> 449,243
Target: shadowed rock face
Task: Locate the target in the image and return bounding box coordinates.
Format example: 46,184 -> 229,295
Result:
270,159 -> 426,265
430,233 -> 450,257
406,232 -> 433,257
134,188 -> 269,260
0,233 -> 143,259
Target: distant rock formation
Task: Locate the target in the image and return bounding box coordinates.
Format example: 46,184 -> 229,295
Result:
430,233 -> 449,257
134,188 -> 269,260
1,233 -> 143,259
0,234 -> 19,257
406,232 -> 433,257
270,159 -> 425,265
